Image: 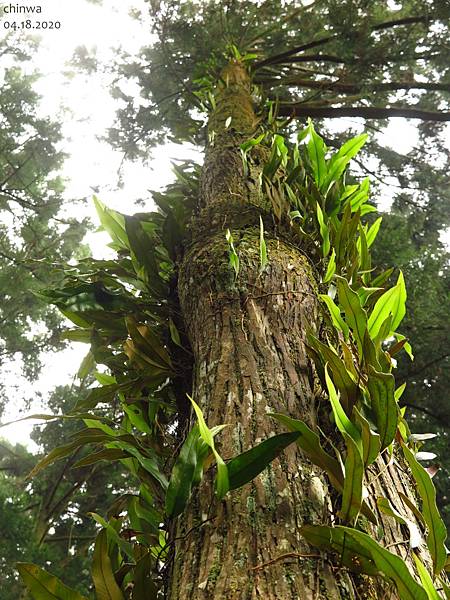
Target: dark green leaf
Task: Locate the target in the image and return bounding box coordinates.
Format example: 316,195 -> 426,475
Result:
227,432 -> 300,490
340,433 -> 364,523
367,366 -> 397,450
166,424 -> 202,517
132,554 -> 158,600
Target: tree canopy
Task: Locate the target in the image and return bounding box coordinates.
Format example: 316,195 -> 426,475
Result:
0,34 -> 89,410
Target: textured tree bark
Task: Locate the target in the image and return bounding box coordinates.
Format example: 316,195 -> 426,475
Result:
167,61 -> 430,600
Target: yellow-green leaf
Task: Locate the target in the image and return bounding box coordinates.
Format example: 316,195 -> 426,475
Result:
412,553 -> 442,600
92,530 -> 125,600
17,563 -> 88,600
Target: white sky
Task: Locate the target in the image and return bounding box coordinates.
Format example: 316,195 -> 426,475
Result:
0,0 -> 446,449
1,0 -> 200,448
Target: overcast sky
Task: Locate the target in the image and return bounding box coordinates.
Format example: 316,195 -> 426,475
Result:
0,0 -> 443,449
1,0 -> 200,448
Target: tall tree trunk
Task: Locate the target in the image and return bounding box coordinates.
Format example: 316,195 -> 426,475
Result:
168,61 -> 429,600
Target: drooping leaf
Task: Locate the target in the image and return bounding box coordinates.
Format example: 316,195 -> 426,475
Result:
227,432 -> 300,490
92,530 -> 125,600
376,497 -> 422,549
300,525 -> 378,575
73,448 -> 130,468
166,424 -> 202,517
271,414 -> 377,522
402,444 -> 448,575
17,563 -> 88,600
307,334 -> 358,408
301,525 -> 428,600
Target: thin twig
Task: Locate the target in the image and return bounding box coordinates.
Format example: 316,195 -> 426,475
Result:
251,552 -> 321,571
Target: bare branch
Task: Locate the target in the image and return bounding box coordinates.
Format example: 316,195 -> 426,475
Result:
277,104 -> 450,121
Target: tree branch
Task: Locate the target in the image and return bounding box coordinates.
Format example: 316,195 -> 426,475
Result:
277,104 -> 450,121
255,15 -> 432,69
258,77 -> 450,94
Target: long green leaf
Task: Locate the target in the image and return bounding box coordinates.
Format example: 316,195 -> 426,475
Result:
92,530 -> 125,600
340,432 -> 364,523
324,364 -> 360,444
377,497 -> 422,549
89,513 -> 135,563
367,366 -> 397,450
132,554 -> 158,600
402,444 -> 448,575
353,407 -> 380,466
300,525 -> 378,575
412,553 -> 442,600
322,133 -> 368,192
27,441 -> 81,479
316,202 -> 330,257
366,217 -> 382,248
368,271 -> 406,338
259,216 -> 268,270
227,432 -> 300,490
271,413 -> 376,523
93,196 -> 129,251
189,396 -> 229,498
73,448 -> 129,468
314,339 -> 358,413
318,294 -> 349,339
270,413 -> 343,491
17,563 -> 88,600
166,424 -> 201,517
301,525 -> 428,600
336,276 -> 368,355
323,248 -> 336,283
307,119 -> 326,187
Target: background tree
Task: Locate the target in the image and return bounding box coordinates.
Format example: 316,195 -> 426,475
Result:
1,386 -> 128,599
0,33 -> 89,412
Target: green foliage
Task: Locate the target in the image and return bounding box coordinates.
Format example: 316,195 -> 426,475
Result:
301,525 -> 428,600
0,38 -> 89,408
17,84 -> 448,599
16,563 -> 88,600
